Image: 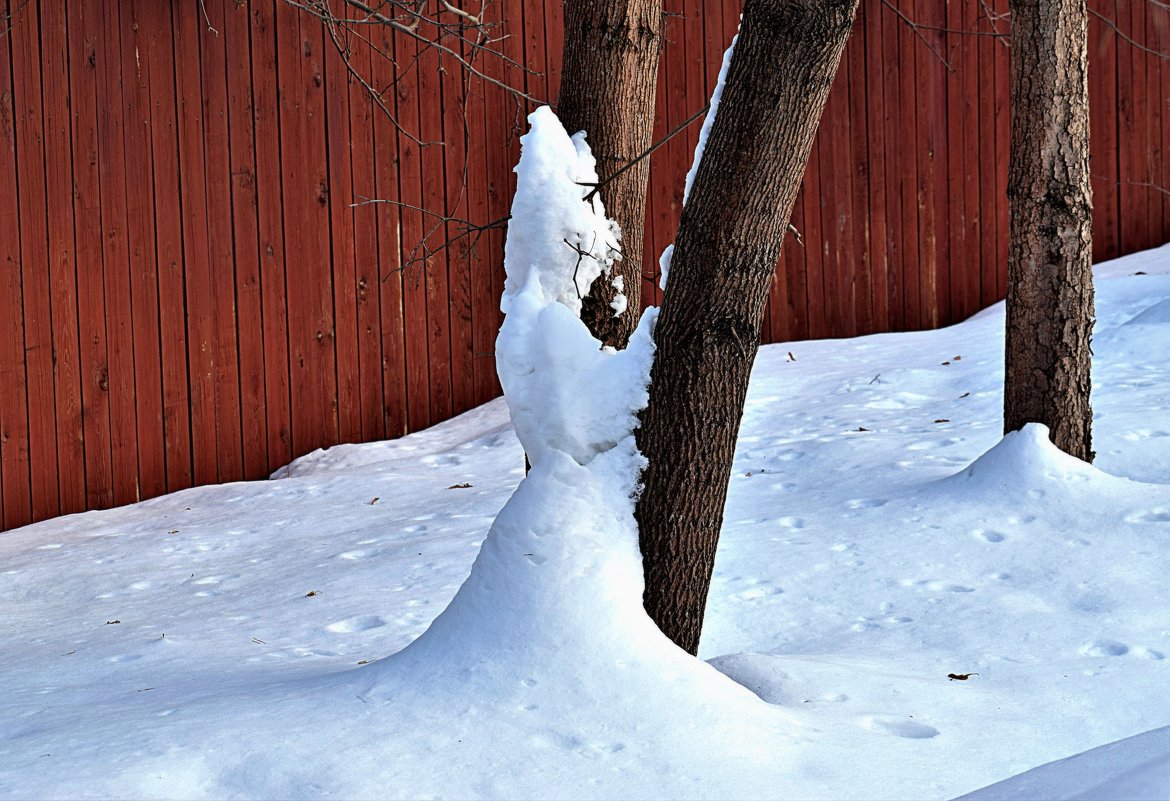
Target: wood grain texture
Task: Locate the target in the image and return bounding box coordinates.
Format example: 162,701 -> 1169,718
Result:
1,0 -> 1167,532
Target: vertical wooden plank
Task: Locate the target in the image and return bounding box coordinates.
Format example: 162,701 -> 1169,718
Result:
948,0 -> 982,322
879,0 -> 905,330
524,0 -> 549,104
443,39 -> 475,417
892,0 -> 922,329
347,27 -> 387,439
864,0 -> 890,335
38,0 -> 87,515
482,0 -> 525,399
0,3 -> 30,528
395,34 -> 432,433
663,0 -> 688,301
846,10 -> 873,335
803,137 -> 828,339
69,1 -> 115,510
820,51 -> 855,339
224,0 -> 268,479
10,0 -> 60,522
200,0 -> 245,482
544,0 -> 564,103
645,12 -> 672,308
119,0 -> 167,503
468,11 -> 498,408
322,21 -> 362,444
93,0 -> 141,506
250,0 -> 293,470
978,8 -> 1002,308
141,0 -> 193,492
1158,4 -> 1170,246
994,0 -> 1010,299
417,26 -> 456,427
172,0 -> 219,486
1117,0 -> 1148,253
276,4 -> 338,453
369,24 -> 407,439
914,0 -> 949,329
1146,4 -> 1165,248
1087,0 -> 1119,263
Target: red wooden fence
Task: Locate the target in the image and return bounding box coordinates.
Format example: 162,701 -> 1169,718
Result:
0,0 -> 1166,532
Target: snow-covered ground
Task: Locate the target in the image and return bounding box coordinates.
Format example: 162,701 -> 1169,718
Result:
2,245 -> 1167,799
5,104 -> 1170,798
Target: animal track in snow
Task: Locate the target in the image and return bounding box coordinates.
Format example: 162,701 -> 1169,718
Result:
1125,508 -> 1170,524
326,615 -> 387,634
845,498 -> 888,510
860,715 -> 939,739
972,529 -> 1006,543
1079,639 -> 1129,657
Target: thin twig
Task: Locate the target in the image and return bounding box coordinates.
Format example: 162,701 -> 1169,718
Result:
1090,7 -> 1170,62
582,102 -> 711,203
880,0 -> 955,72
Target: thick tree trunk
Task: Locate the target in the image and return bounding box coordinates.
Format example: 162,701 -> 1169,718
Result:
635,0 -> 859,655
1004,0 -> 1094,461
557,0 -> 662,348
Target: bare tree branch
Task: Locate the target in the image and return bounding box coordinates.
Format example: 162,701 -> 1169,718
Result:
1090,6 -> 1170,62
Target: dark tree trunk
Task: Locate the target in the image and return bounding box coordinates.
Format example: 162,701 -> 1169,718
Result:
635,0 -> 860,655
1004,0 -> 1094,461
557,0 -> 662,348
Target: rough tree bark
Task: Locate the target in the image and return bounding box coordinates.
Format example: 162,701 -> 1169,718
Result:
1004,0 -> 1094,461
557,0 -> 662,348
635,0 -> 860,655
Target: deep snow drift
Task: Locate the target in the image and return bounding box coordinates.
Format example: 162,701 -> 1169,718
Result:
3,122 -> 1170,798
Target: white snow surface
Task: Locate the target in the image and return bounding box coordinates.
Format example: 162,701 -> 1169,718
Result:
504,107 -> 624,319
4,222 -> 1170,795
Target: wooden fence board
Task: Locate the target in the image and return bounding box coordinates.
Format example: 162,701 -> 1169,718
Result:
38,0 -> 87,515
69,1 -> 115,510
10,0 -> 59,522
251,0 -> 293,471
323,25 -> 362,445
0,7 -> 29,529
118,0 -> 166,502
224,0 -> 269,480
345,30 -> 387,442
370,24 -> 408,440
140,0 -> 193,492
442,36 -> 474,419
199,0 -> 245,483
396,33 -> 433,434
172,0 -> 219,486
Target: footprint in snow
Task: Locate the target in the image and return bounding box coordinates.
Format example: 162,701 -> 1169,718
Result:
1079,639 -> 1129,657
860,715 -> 939,739
845,498 -> 888,510
326,615 -> 386,634
1125,508 -> 1170,524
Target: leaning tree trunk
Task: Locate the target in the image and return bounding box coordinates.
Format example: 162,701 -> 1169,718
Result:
636,0 -> 860,655
1004,0 -> 1094,461
557,0 -> 662,348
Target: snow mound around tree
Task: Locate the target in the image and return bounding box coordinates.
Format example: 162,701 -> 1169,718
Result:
353,105 -> 792,793
1121,297 -> 1170,327
937,423 -> 1129,498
